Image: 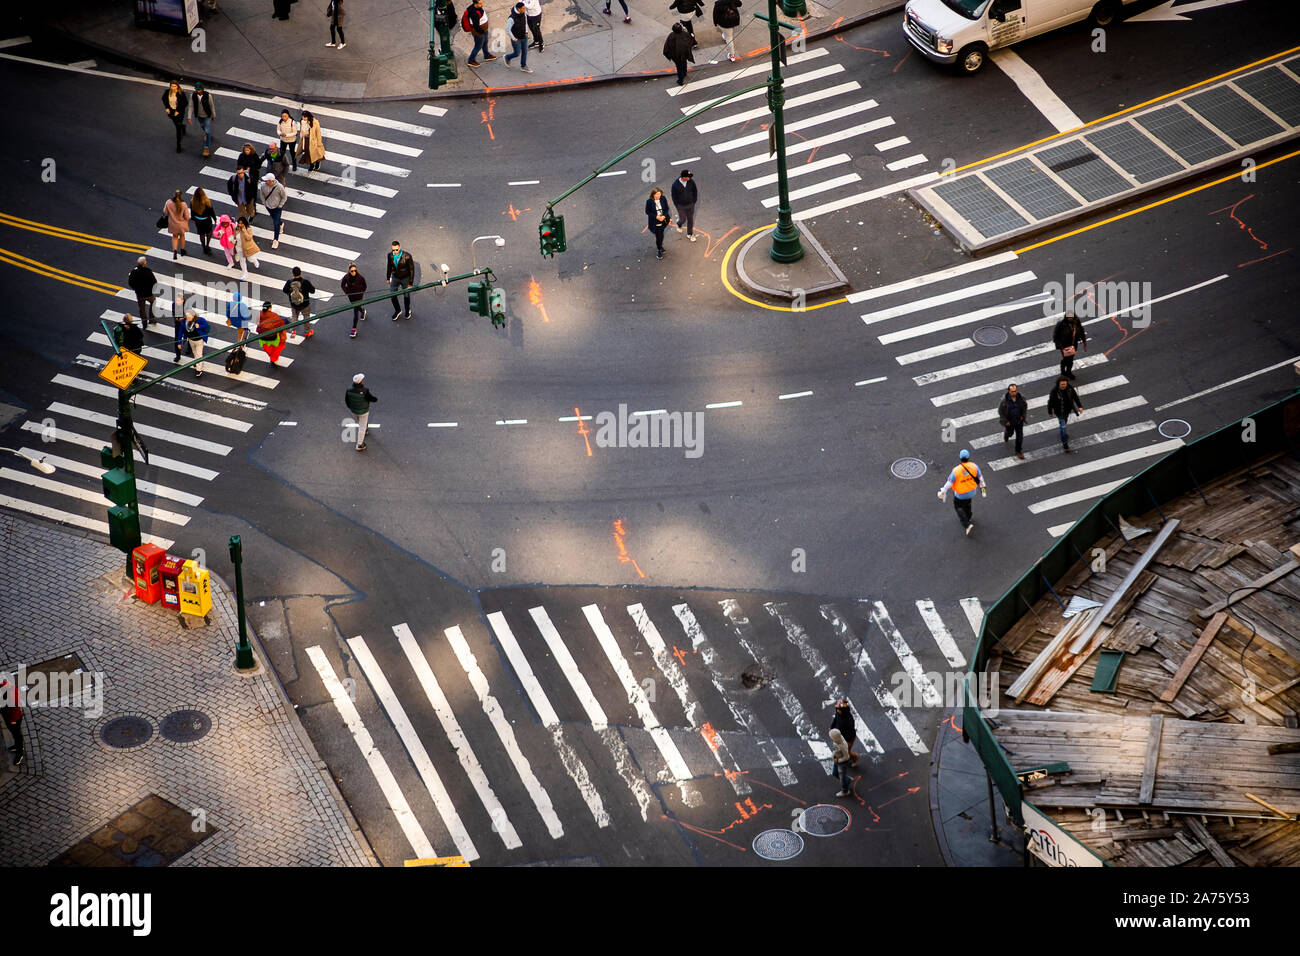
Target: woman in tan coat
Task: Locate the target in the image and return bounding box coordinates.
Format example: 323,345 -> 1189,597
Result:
234,215 -> 261,280
163,189 -> 190,259
299,111 -> 326,172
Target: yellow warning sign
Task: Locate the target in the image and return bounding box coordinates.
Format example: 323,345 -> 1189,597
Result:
98,349 -> 147,390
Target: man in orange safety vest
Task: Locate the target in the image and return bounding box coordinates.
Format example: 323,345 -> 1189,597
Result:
938,449 -> 986,537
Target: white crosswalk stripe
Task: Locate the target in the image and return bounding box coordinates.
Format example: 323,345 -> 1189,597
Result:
199,166 -> 386,217
0,469 -> 189,526
711,100 -> 879,153
1005,438 -> 1185,494
969,396 -> 1149,449
914,600 -> 967,668
988,422 -> 1157,469
47,402 -> 232,456
741,153 -> 853,190
695,82 -> 862,133
669,47 -> 830,97
22,421 -> 219,481
529,606 -> 608,730
869,602 -> 942,707
930,355 -> 1109,407
1028,479 -> 1126,514
761,173 -> 863,208
234,112 -> 425,156
862,272 -> 1040,324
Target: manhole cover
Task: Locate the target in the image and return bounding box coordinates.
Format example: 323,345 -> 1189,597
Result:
160,709 -> 212,744
891,457 -> 927,479
798,804 -> 852,836
1158,418 -> 1191,439
973,326 -> 1009,346
752,828 -> 804,861
99,715 -> 153,750
741,661 -> 774,689
852,155 -> 875,171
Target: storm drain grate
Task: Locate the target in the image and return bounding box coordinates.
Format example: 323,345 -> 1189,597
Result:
799,804 -> 852,837
160,709 -> 212,744
99,715 -> 153,750
973,326 -> 1009,347
1158,419 -> 1192,439
752,828 -> 804,861
891,457 -> 927,479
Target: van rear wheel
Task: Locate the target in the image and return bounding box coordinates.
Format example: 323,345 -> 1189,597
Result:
1090,0 -> 1120,26
956,44 -> 987,75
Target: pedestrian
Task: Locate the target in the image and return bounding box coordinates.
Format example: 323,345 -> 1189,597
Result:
272,0 -> 291,20
0,676 -> 23,769
646,187 -> 670,259
227,167 -> 257,224
938,448 -> 986,537
602,0 -> 631,24
161,80 -> 189,153
163,188 -> 190,259
260,173 -> 288,249
235,216 -> 261,280
298,110 -> 326,172
1047,376 -> 1084,454
127,256 -> 158,328
504,2 -> 534,73
1053,310 -> 1087,380
670,168 -> 698,242
669,0 -> 704,42
191,80 -> 216,157
256,301 -> 288,365
663,22 -> 695,86
524,0 -> 543,51
284,266 -> 317,339
184,310 -> 210,377
213,213 -> 237,269
830,699 -> 859,767
325,0 -> 347,48
712,0 -> 741,62
262,141 -> 290,184
277,109 -> 300,172
226,289 -> 251,342
830,728 -> 854,797
386,239 -> 415,320
998,382 -> 1028,460
465,0 -> 497,67
236,142 -> 263,180
341,261 -> 368,338
346,373 -> 378,452
190,187 -> 215,256
172,297 -> 187,362
117,313 -> 146,353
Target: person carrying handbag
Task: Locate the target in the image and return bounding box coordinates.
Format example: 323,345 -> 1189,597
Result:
1053,311 -> 1087,380
326,0 -> 347,48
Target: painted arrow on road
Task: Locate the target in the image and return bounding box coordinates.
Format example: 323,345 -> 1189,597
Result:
1129,0 -> 1249,22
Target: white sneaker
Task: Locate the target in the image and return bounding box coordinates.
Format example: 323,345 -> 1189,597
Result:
965,522 -> 974,536
271,239 -> 279,249
689,234 -> 698,242
521,66 -> 533,73
675,225 -> 683,234
325,42 -> 336,47
338,43 -> 346,49
836,789 -> 850,797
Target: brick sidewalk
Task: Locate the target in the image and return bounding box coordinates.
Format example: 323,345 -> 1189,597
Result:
0,514 -> 375,867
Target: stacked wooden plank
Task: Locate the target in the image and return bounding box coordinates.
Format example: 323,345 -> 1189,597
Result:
983,452 -> 1300,865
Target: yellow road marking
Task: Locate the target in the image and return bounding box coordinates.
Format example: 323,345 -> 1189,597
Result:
720,224 -> 850,312
0,245 -> 123,296
1013,148 -> 1300,255
947,46 -> 1300,175
0,211 -> 149,253
404,855 -> 469,867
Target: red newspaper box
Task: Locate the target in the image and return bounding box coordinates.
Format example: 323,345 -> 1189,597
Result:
132,543 -> 166,604
160,554 -> 187,610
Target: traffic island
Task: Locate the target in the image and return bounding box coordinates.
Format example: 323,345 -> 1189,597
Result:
734,222 -> 849,304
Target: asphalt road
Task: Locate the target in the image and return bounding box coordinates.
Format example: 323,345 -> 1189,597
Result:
0,3 -> 1297,866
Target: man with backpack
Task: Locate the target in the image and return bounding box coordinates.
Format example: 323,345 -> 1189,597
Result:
464,0 -> 497,68
712,0 -> 741,62
346,373 -> 378,452
284,266 -> 317,339
938,449 -> 986,537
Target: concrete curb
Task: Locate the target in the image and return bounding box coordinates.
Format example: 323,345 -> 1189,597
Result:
38,3 -> 905,104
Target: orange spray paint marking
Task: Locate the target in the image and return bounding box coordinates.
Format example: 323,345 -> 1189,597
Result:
672,644 -> 688,666
864,804 -> 881,823
526,277 -> 550,323
1239,248 -> 1292,268
666,816 -> 747,851
1210,195 -> 1268,251
869,771 -> 909,793
876,786 -> 921,811
503,204 -> 530,222
893,48 -> 912,73
612,519 -> 646,578
480,94 -> 496,141
702,226 -> 740,258
939,714 -> 963,735
573,407 -> 593,457
747,777 -> 807,806
701,723 -> 722,753
835,35 -> 891,54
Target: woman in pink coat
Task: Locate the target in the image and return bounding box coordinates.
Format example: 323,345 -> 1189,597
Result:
213,214 -> 237,268
163,189 -> 190,259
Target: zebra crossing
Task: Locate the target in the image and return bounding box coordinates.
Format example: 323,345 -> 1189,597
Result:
847,253 -> 1212,535
0,106 -> 436,549
670,46 -> 938,221
306,592 -> 984,863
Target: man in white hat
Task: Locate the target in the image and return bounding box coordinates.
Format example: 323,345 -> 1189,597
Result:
259,173 -> 288,248
345,373 -> 378,452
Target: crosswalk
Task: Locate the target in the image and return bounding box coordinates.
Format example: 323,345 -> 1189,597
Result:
670,46 -> 939,221
846,253 -> 1222,535
306,592 -> 985,863
0,106 -> 437,548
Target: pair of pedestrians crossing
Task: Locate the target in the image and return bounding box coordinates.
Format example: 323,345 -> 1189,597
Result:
998,377 -> 1085,458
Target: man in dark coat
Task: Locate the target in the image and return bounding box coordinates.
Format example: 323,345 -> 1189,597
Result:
227,167 -> 257,224
127,256 -> 158,328
386,240 -> 416,320
663,22 -> 695,86
1046,376 -> 1084,453
1053,311 -> 1087,380
998,383 -> 1029,459
272,0 -> 292,20
669,0 -> 704,41
712,0 -> 741,61
345,373 -> 378,452
670,169 -> 699,242
830,699 -> 859,767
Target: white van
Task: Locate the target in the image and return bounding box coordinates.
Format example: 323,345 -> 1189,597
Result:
903,0 -> 1135,75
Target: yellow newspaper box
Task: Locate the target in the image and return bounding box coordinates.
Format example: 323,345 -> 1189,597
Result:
177,559 -> 212,618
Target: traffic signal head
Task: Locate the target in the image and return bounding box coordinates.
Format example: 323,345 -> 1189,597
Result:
539,213 -> 566,257
102,468 -> 136,506
229,534 -> 242,564
467,281 -> 489,317
107,505 -> 141,553
488,288 -> 505,328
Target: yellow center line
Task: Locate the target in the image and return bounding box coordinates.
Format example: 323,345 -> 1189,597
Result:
1013,148 -> 1300,255
0,245 -> 123,296
945,45 -> 1300,175
720,224 -> 850,312
0,211 -> 150,253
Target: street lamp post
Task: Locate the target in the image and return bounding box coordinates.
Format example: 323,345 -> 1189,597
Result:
471,235 -> 505,271
2,448 -> 55,474
229,535 -> 255,671
761,0 -> 804,263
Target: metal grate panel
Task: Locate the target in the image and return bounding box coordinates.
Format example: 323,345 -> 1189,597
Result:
1233,68 -> 1300,127
1084,121 -> 1184,183
1135,104 -> 1232,165
1036,141 -> 1129,202
1184,85 -> 1283,146
984,158 -> 1080,220
933,176 -> 1028,239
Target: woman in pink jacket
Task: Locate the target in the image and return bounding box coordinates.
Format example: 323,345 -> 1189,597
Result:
163,189 -> 190,259
213,214 -> 237,268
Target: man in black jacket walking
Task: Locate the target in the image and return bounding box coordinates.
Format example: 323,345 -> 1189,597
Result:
830,699 -> 859,767
663,22 -> 695,86
670,169 -> 699,242
346,373 -> 378,452
998,383 -> 1028,459
284,266 -> 317,339
1053,311 -> 1087,380
386,240 -> 415,320
127,256 -> 158,328
1047,376 -> 1084,453
712,0 -> 741,61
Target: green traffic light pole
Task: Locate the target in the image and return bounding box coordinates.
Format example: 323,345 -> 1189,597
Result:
429,0 -> 458,89
229,534 -> 254,670
100,320 -> 141,575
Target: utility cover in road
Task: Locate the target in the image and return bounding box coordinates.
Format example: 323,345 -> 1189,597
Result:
97,349 -> 147,390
